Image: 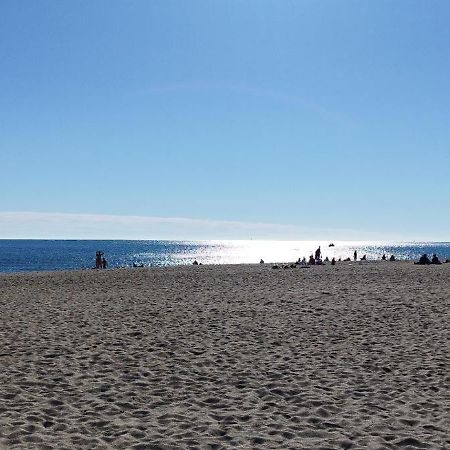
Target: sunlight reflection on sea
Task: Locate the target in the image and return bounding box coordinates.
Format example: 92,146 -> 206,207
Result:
0,240 -> 449,272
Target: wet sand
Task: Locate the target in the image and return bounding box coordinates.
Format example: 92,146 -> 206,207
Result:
1,262 -> 449,449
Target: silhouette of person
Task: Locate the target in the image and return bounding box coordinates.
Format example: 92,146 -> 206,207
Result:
331,257 -> 336,265
260,259 -> 265,264
431,254 -> 441,264
389,255 -> 396,261
308,255 -> 315,265
95,251 -> 103,269
353,250 -> 357,261
102,257 -> 107,269
381,254 -> 387,260
315,246 -> 321,260
415,254 -> 431,265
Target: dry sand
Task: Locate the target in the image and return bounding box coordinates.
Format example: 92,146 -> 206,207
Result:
0,262 -> 449,449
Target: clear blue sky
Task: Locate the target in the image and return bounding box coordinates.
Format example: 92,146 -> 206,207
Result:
1,1 -> 449,239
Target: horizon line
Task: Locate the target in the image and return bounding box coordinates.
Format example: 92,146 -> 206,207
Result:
0,211 -> 446,242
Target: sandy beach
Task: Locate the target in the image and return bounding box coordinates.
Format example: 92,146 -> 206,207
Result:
1,262 -> 449,449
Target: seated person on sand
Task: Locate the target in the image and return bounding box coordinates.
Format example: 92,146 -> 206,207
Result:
260,259 -> 264,264
415,254 -> 431,265
324,256 -> 329,262
344,257 -> 351,261
297,257 -> 308,266
300,257 -> 307,265
193,260 -> 199,265
381,254 -> 387,260
360,254 -> 367,261
389,255 -> 396,261
431,254 -> 442,265
308,255 -> 315,265
331,257 -> 336,265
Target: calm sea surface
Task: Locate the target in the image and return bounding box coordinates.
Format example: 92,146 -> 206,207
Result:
0,240 -> 449,273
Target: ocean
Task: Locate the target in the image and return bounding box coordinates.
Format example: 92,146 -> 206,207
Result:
0,240 -> 449,273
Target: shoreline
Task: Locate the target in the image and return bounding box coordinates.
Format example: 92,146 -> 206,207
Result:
0,258 -> 448,277
1,240 -> 449,275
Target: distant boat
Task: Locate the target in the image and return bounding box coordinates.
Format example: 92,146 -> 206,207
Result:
329,243 -> 335,247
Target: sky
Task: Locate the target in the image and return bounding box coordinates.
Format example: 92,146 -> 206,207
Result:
1,0 -> 449,240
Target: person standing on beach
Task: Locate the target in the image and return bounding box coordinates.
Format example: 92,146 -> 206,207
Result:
315,246 -> 321,260
102,257 -> 107,269
95,251 -> 101,269
354,250 -> 357,261
95,251 -> 104,269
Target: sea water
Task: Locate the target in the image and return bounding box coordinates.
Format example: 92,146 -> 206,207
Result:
0,240 -> 449,273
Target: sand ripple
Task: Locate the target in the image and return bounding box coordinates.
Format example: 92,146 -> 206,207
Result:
1,263 -> 449,448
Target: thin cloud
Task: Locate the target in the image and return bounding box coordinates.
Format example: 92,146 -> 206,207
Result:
133,82 -> 354,128
0,211 -> 380,240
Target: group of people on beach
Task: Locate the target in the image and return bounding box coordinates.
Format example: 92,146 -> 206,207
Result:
95,251 -> 107,269
127,248 -> 448,269
277,246 -> 403,268
415,253 -> 446,265
307,248 -> 402,265
293,247 -> 447,267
